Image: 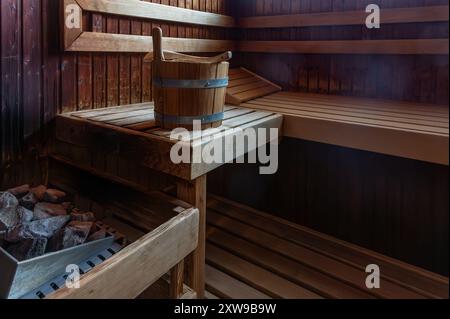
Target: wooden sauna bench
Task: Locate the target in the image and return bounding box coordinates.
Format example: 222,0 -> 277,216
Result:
227,68 -> 449,166
204,195 -> 449,299
52,103 -> 283,298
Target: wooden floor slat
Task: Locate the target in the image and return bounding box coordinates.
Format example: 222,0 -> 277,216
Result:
205,265 -> 271,299
207,244 -> 322,299
207,226 -> 375,299
207,210 -> 424,299
205,196 -> 448,299
204,290 -> 220,300
207,196 -> 449,299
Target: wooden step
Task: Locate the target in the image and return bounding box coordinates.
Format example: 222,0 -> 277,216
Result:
205,265 -> 270,299
206,195 -> 449,299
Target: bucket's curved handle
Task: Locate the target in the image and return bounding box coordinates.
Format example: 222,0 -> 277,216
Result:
152,27 -> 165,62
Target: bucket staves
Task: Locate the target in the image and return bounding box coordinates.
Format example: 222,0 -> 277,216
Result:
151,27 -> 231,130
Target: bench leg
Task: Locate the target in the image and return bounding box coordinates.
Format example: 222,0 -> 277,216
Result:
177,175 -> 207,299
170,260 -> 185,299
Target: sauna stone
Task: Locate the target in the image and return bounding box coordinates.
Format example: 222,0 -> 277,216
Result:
16,206 -> 34,224
71,212 -> 95,222
48,221 -> 94,251
7,184 -> 30,198
62,202 -> 75,213
19,192 -> 38,210
0,192 -> 19,230
33,208 -> 52,221
7,237 -> 48,261
31,185 -> 47,201
43,189 -> 67,203
34,202 -> 67,217
6,215 -> 70,242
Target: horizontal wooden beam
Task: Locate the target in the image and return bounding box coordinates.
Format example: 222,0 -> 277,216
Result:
76,0 -> 235,28
239,5 -> 449,28
48,208 -> 199,299
66,34 -> 448,55
237,39 -> 449,55
66,32 -> 236,52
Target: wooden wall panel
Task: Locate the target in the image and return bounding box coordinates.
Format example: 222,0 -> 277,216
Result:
0,0 -> 232,188
235,0 -> 449,104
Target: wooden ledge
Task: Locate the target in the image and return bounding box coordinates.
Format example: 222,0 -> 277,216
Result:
241,91 -> 449,165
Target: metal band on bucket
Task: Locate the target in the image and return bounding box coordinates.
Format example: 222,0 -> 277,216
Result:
155,111 -> 225,125
153,77 -> 229,89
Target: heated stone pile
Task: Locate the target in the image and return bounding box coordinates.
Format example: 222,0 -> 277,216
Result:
0,185 -> 107,261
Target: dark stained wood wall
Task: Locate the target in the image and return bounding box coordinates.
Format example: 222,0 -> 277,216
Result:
236,0 -> 449,104
0,0 -> 232,188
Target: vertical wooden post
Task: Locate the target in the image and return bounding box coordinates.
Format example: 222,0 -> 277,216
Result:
170,260 -> 185,299
177,175 -> 207,299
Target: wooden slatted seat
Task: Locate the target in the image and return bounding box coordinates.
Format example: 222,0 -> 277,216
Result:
226,69 -> 449,165
54,103 -> 282,181
205,195 -> 449,299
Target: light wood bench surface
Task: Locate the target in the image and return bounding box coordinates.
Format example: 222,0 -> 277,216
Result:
227,68 -> 449,165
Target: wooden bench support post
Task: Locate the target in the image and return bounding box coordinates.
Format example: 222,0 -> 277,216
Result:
170,260 -> 185,299
177,175 -> 207,299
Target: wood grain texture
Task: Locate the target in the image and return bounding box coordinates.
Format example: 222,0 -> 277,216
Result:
55,103 -> 282,180
48,208 -> 199,299
241,91 -> 449,165
76,0 -> 235,28
177,177 -> 207,298
239,5 -> 449,28
205,195 -> 449,299
208,137 -> 450,276
236,0 -> 449,104
66,32 -> 236,52
238,39 -> 449,55
1,0 -> 232,189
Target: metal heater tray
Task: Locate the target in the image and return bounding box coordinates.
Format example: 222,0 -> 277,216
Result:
0,235 -> 114,299
20,242 -> 123,299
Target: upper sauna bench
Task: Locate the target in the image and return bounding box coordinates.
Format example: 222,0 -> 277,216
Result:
226,68 -> 449,166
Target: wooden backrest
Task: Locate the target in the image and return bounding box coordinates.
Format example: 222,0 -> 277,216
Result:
226,68 -> 281,105
62,1 -> 449,55
62,0 -> 235,53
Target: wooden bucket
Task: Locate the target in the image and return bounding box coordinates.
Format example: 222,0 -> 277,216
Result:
151,28 -> 231,130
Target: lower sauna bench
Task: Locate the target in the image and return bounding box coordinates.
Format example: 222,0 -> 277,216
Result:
205,195 -> 449,299
42,164 -> 199,299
